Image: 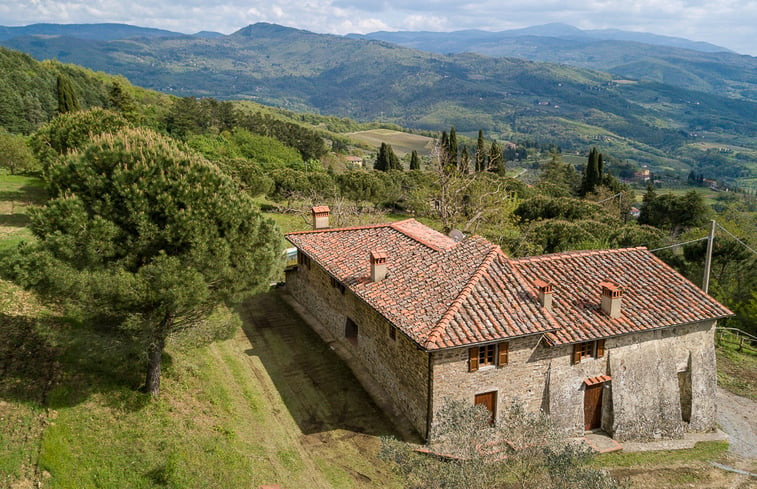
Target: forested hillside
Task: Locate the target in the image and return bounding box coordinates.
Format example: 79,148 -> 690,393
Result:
2,23 -> 756,187
0,38 -> 755,489
350,28 -> 757,101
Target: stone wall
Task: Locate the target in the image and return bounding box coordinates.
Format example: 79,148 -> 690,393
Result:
430,320 -> 717,441
286,261 -> 431,437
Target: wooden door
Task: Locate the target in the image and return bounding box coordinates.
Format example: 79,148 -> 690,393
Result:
474,391 -> 497,424
584,384 -> 603,431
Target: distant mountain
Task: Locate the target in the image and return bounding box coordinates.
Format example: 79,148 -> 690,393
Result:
0,23 -> 184,41
192,31 -> 225,39
348,24 -> 731,54
347,26 -> 757,100
1,22 -> 755,179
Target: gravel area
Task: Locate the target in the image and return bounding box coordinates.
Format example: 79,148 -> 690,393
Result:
717,387 -> 757,459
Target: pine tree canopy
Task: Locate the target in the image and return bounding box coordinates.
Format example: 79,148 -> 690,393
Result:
7,127 -> 281,396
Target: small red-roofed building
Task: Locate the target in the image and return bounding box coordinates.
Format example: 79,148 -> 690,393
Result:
284,211 -> 731,442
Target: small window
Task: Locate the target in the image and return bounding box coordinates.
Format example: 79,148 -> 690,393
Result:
572,339 -> 606,364
297,251 -> 311,269
479,344 -> 496,367
389,325 -> 396,340
345,318 -> 358,345
469,343 -> 508,372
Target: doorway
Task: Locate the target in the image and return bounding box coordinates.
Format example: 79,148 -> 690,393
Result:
474,391 -> 497,425
584,383 -> 603,431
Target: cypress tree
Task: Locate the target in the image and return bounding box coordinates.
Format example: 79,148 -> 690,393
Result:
476,129 -> 486,172
460,145 -> 469,173
581,147 -> 600,195
386,144 -> 402,171
409,150 -> 421,170
488,140 -> 505,175
374,142 -> 388,171
56,74 -> 80,114
449,126 -> 458,168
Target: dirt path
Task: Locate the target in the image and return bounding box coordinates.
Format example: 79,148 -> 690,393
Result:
717,387 -> 757,460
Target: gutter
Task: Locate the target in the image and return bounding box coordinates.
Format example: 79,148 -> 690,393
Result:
425,352 -> 433,443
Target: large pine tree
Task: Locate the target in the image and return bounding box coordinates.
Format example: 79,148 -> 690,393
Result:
8,127 -> 281,396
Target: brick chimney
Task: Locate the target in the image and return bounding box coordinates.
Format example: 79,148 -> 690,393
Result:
311,206 -> 330,230
370,249 -> 388,282
533,279 -> 553,312
599,281 -> 622,318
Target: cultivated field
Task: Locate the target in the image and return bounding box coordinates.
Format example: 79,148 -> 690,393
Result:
345,129 -> 435,157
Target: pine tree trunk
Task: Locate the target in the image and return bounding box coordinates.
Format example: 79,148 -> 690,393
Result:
145,335 -> 165,397
145,316 -> 172,397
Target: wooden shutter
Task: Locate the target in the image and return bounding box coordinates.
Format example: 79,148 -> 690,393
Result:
497,342 -> 509,366
469,347 -> 479,372
595,339 -> 605,358
572,344 -> 582,364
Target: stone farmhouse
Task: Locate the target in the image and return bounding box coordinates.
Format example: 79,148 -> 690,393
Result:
285,207 -> 732,442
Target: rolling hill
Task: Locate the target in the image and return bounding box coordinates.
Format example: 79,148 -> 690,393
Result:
348,25 -> 757,101
1,22 -> 755,184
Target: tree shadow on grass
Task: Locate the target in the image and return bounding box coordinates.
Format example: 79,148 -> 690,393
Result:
0,214 -> 31,228
238,291 -> 400,439
0,311 -> 155,412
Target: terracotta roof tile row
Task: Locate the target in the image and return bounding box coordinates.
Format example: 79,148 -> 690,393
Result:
286,219 -> 732,351
511,247 -> 733,345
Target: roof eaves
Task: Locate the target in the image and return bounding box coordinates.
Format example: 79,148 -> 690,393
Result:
547,313 -> 734,346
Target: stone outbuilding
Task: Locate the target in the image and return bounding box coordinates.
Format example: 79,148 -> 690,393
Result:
285,208 -> 732,441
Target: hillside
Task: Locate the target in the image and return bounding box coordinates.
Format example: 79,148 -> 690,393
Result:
349,26 -> 757,101
1,23 -> 756,186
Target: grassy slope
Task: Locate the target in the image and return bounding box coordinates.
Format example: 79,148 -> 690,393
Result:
1,175 -> 754,488
0,175 -> 401,488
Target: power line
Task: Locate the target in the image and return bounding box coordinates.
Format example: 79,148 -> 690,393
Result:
649,237 -> 708,252
716,223 -> 757,256
596,192 -> 623,204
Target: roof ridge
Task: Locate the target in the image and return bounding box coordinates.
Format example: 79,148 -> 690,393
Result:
285,220 -> 410,236
389,219 -> 456,251
510,246 -> 648,263
424,244 -> 501,348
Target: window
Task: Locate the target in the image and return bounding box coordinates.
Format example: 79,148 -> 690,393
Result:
297,251 -> 311,269
345,318 -> 358,345
330,276 -> 345,294
571,339 -> 605,364
468,342 -> 509,372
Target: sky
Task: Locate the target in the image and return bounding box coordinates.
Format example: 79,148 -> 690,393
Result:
1,0 -> 756,55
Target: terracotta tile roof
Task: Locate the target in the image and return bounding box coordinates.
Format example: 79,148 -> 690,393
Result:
286,219 -> 556,350
511,247 -> 733,345
287,220 -> 731,350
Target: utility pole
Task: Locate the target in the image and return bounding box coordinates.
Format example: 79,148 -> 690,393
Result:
702,219 -> 716,293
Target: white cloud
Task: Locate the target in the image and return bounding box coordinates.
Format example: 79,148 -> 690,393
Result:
0,0 -> 755,54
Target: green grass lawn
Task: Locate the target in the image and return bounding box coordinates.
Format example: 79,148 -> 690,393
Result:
0,278 -> 402,488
